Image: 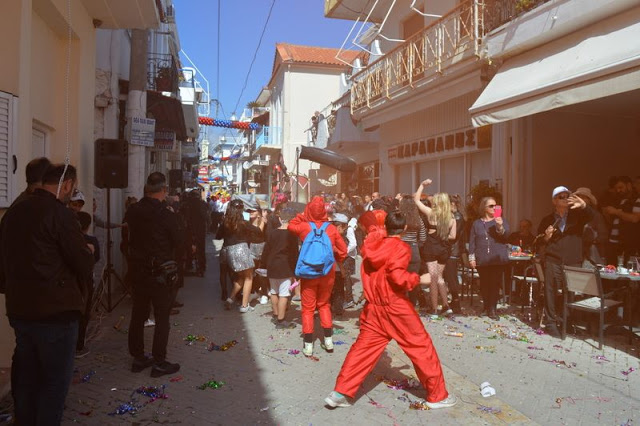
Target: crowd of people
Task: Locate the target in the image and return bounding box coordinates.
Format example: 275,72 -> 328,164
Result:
1,156 -> 639,422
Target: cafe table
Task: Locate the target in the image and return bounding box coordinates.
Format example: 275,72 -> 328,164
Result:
600,270 -> 640,343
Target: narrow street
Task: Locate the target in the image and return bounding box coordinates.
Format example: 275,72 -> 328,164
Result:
61,238 -> 639,425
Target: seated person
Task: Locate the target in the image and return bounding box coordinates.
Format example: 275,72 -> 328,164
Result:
508,219 -> 535,252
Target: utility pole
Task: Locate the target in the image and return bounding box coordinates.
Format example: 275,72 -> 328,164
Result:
125,29 -> 149,200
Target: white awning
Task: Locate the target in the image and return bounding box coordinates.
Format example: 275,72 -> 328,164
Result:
470,10 -> 640,127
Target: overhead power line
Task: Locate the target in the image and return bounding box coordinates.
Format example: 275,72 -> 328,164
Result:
232,0 -> 276,115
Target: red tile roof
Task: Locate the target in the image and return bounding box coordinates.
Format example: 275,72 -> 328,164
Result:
275,43 -> 362,67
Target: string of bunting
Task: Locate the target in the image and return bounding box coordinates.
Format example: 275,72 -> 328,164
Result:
207,152 -> 242,162
199,116 -> 261,130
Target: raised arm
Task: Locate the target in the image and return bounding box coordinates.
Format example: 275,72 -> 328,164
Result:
413,179 -> 433,217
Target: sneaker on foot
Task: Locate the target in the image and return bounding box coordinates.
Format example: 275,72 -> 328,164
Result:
324,391 -> 351,408
302,342 -> 313,357
442,307 -> 453,316
224,298 -> 234,310
150,360 -> 180,378
275,320 -> 295,330
291,295 -> 301,302
425,394 -> 458,409
321,336 -> 334,352
75,347 -> 90,359
131,356 -> 154,373
144,319 -> 155,327
238,304 -> 255,313
259,295 -> 269,305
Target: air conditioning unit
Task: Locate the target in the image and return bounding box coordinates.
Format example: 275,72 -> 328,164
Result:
164,5 -> 175,23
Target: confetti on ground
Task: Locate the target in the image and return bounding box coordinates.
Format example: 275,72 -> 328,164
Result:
534,329 -> 546,335
477,405 -> 502,414
288,349 -> 300,355
554,396 -> 612,408
207,340 -> 238,351
81,370 -> 96,383
621,367 -> 636,376
444,332 -> 464,337
136,385 -> 168,402
527,346 -> 544,351
333,340 -> 348,345
366,395 -> 385,408
593,355 -> 610,362
184,334 -> 207,343
333,328 -> 349,335
529,355 -> 576,368
109,403 -> 138,416
197,380 -> 225,390
475,345 -> 496,353
377,376 -> 421,390
169,376 -> 183,382
306,355 -> 320,362
261,352 -> 291,365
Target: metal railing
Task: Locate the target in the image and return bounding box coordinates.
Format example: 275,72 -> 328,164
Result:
255,126 -> 282,150
350,0 -> 550,115
148,53 -> 179,93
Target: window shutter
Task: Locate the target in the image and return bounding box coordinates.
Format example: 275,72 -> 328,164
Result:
0,91 -> 15,208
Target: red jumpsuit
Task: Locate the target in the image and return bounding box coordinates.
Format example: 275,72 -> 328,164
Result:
334,227 -> 449,403
288,197 -> 347,334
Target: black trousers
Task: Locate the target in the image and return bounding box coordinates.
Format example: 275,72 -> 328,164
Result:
443,257 -> 460,297
128,267 -> 172,362
543,261 -> 580,327
476,264 -> 504,311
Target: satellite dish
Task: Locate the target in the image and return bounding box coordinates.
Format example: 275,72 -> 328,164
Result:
242,161 -> 253,170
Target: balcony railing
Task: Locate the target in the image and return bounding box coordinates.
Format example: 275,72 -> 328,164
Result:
148,53 -> 179,93
350,0 -> 551,115
255,126 -> 281,150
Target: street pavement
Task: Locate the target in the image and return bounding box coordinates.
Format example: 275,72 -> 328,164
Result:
60,238 -> 640,425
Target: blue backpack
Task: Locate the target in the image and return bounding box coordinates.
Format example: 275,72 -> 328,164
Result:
295,222 -> 335,279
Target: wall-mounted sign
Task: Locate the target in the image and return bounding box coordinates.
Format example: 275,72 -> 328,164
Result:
154,129 -> 176,151
387,126 -> 492,162
129,117 -> 156,146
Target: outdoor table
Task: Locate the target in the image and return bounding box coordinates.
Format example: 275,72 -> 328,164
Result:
506,254 -> 535,304
600,271 -> 640,342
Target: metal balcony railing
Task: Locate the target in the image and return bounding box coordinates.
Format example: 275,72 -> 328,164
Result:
147,53 -> 179,93
256,126 -> 281,150
350,0 -> 551,115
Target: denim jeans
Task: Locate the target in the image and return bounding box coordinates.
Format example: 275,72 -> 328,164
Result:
10,318 -> 78,425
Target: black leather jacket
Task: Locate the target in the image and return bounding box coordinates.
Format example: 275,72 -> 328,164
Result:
124,197 -> 182,269
0,189 -> 94,320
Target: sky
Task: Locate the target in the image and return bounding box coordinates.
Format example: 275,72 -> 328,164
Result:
173,0 -> 361,144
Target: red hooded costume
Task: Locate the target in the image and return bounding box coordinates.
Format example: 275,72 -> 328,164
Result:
288,196 -> 347,334
333,211 -> 448,403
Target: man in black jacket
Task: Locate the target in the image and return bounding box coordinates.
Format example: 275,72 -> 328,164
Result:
537,186 -> 592,337
125,172 -> 183,377
0,163 -> 94,425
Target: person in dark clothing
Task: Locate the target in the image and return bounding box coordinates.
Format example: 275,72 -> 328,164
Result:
0,163 -> 94,425
263,207 -> 299,328
125,172 -> 183,377
536,186 -> 591,337
468,197 -> 510,320
10,156 -> 51,207
443,195 -> 466,313
75,211 -> 100,359
183,190 -> 209,276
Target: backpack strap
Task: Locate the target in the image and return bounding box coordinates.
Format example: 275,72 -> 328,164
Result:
319,222 -> 330,233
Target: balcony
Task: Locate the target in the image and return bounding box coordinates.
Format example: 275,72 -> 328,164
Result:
81,0 -> 161,29
178,68 -> 200,139
348,0 -> 561,118
254,126 -> 282,157
148,53 -> 180,93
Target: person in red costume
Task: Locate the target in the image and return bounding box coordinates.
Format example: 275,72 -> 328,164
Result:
324,210 -> 457,409
288,196 -> 347,357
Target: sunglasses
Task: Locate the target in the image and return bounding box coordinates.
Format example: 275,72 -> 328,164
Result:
555,194 -> 569,200
487,204 -> 496,208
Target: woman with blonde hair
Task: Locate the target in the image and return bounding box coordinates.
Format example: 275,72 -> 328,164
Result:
414,180 -> 456,315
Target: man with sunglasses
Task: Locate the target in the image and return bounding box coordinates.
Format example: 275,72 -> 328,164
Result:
536,186 -> 592,337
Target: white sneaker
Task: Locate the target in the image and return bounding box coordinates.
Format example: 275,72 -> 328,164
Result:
224,298 -> 234,310
302,342 -> 313,357
144,319 -> 155,327
425,394 -> 458,409
259,295 -> 269,305
321,336 -> 334,352
324,391 -> 351,408
238,305 -> 255,313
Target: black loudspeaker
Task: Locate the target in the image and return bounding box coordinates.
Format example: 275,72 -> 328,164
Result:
95,139 -> 128,188
169,169 -> 183,189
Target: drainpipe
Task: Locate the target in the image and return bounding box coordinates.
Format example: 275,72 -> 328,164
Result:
125,29 -> 149,199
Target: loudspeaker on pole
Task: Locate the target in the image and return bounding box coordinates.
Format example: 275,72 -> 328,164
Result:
95,139 -> 128,189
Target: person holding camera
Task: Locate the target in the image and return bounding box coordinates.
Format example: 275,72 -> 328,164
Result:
124,172 -> 183,377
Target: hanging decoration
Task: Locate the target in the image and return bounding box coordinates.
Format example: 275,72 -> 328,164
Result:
199,117 -> 261,130
207,152 -> 242,162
